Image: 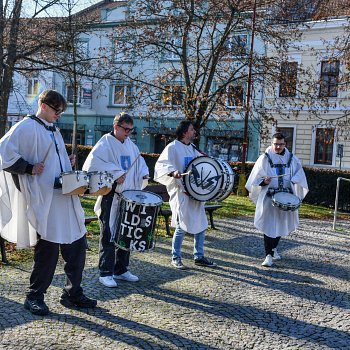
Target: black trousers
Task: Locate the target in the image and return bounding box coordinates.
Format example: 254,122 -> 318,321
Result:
98,190 -> 130,277
264,235 -> 281,257
27,235 -> 86,301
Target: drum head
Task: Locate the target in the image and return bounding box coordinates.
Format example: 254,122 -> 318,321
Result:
121,190 -> 163,206
183,156 -> 231,202
273,192 -> 300,207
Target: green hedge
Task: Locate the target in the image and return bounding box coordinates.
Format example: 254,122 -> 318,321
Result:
66,144 -> 350,210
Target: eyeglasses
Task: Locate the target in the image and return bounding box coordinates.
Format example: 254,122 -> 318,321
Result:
117,124 -> 134,133
273,143 -> 285,147
45,103 -> 64,116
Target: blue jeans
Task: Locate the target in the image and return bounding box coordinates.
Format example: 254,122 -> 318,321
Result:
172,224 -> 205,260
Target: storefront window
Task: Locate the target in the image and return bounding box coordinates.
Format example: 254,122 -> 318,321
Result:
206,138 -> 241,162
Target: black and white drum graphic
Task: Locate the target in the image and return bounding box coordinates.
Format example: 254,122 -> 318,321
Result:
114,190 -> 163,251
183,156 -> 235,202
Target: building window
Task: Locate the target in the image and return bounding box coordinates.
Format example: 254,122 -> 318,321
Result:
314,127 -> 335,165
279,61 -> 298,97
162,85 -> 183,107
206,138 -> 242,162
114,37 -> 133,62
223,34 -> 247,57
27,78 -> 39,96
112,84 -> 131,105
218,84 -> 244,108
319,60 -> 340,97
163,36 -> 182,60
66,85 -> 82,104
275,126 -> 295,152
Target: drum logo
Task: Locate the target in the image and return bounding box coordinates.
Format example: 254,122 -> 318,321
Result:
117,201 -> 155,251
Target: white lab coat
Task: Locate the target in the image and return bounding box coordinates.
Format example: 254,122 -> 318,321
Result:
245,146 -> 308,237
82,133 -> 149,235
0,116 -> 86,247
154,140 -> 208,234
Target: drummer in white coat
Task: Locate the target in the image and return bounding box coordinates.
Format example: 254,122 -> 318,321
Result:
154,120 -> 217,269
83,112 -> 149,288
245,132 -> 308,267
0,90 -> 97,315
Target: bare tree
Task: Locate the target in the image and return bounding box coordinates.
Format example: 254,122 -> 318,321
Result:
0,0 -> 103,137
106,0 -> 306,145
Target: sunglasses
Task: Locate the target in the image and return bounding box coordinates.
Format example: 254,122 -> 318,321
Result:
46,103 -> 65,115
117,124 -> 134,133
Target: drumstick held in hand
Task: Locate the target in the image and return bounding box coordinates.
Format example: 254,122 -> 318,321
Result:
41,142 -> 53,164
180,170 -> 192,176
262,173 -> 290,179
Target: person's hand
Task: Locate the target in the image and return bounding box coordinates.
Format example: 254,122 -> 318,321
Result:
32,163 -> 44,175
263,176 -> 272,185
69,154 -> 76,167
172,170 -> 181,179
116,174 -> 126,184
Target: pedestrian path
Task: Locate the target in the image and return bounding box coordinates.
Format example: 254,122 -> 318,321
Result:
0,216 -> 349,350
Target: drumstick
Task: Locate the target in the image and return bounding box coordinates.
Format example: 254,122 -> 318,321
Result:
262,173 -> 290,179
124,153 -> 141,176
41,142 -> 53,164
180,170 -> 192,176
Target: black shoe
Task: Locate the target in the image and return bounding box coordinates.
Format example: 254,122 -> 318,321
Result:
194,257 -> 217,267
60,293 -> 97,309
24,298 -> 49,316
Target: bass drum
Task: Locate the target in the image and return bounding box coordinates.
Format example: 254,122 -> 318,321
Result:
113,190 -> 163,252
183,156 -> 235,202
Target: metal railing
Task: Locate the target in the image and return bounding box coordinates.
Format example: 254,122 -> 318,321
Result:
333,177 -> 350,230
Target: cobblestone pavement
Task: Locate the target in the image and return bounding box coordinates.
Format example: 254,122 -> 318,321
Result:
0,216 -> 349,350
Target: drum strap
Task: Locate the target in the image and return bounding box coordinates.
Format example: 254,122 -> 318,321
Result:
190,143 -> 208,156
265,152 -> 293,190
29,115 -> 64,173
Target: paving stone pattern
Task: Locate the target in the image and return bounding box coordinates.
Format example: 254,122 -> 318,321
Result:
0,216 -> 349,350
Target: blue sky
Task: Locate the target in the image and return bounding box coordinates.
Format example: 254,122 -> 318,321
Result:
22,0 -> 102,17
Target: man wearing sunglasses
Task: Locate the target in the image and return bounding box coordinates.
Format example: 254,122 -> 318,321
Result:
0,89 -> 97,315
245,132 -> 308,267
83,112 -> 149,288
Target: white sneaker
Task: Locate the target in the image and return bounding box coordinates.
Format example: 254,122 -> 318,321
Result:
99,276 -> 117,288
114,271 -> 139,282
272,248 -> 281,260
262,254 -> 273,267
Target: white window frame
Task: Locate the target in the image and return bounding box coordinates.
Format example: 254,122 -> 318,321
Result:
223,34 -> 248,57
163,36 -> 182,61
114,37 -> 133,62
27,78 -> 39,96
112,84 -> 131,106
310,126 -> 336,167
162,84 -> 184,107
66,85 -> 82,104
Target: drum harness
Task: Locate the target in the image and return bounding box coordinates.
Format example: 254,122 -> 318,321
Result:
264,152 -> 293,197
29,115 -> 64,188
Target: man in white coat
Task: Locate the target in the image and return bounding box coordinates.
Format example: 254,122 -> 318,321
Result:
154,120 -> 217,269
83,113 -> 149,287
0,90 -> 96,315
245,132 -> 308,267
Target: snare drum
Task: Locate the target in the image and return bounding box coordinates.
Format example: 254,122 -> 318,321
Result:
87,171 -> 113,196
113,190 -> 163,252
60,171 -> 88,195
183,156 -> 235,202
271,192 -> 301,212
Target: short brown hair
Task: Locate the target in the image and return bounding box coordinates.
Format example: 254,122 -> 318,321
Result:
39,90 -> 67,111
272,132 -> 285,140
113,112 -> 133,125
